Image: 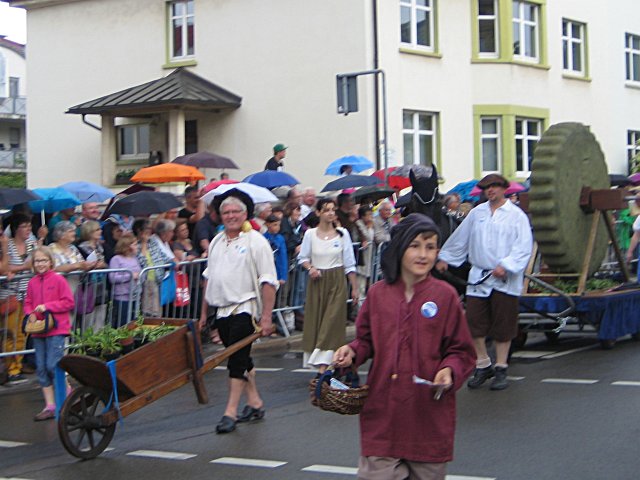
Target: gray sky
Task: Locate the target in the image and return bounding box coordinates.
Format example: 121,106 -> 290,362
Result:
0,4 -> 26,44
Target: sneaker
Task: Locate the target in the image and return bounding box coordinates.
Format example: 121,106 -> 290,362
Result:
490,366 -> 509,391
34,408 -> 55,422
8,374 -> 28,385
467,366 -> 495,389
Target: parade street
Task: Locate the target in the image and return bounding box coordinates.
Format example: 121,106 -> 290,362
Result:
1,333 -> 640,480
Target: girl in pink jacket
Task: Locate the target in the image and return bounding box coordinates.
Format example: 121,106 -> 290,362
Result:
23,246 -> 75,421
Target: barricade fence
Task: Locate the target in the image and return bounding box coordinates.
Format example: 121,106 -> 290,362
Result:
0,243 -> 389,360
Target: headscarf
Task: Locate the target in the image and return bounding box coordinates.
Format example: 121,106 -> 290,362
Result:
380,213 -> 441,284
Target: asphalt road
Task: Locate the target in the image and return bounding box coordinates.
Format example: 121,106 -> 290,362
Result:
2,333 -> 640,480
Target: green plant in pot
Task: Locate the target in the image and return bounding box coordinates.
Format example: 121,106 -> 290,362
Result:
116,323 -> 137,355
97,326 -> 123,361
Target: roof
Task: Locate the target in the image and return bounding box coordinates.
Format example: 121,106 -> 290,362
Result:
0,36 -> 25,58
66,68 -> 242,116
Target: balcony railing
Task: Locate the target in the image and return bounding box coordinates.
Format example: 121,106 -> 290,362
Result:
0,150 -> 26,170
0,97 -> 26,116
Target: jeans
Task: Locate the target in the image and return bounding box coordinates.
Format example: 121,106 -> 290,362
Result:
33,335 -> 66,388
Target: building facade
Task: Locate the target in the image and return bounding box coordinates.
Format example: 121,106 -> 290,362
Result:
0,35 -> 26,174
9,0 -> 640,190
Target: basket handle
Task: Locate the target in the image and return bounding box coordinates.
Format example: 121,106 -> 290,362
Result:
314,370 -> 334,399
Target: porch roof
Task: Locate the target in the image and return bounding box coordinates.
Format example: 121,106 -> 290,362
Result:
66,68 -> 242,116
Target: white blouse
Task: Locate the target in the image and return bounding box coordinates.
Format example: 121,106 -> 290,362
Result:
297,227 -> 356,274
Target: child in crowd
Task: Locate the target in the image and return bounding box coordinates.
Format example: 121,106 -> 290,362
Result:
263,214 -> 288,285
334,214 -> 476,480
23,246 -> 75,422
108,234 -> 141,327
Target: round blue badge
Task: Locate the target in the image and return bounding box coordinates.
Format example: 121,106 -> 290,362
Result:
421,301 -> 438,318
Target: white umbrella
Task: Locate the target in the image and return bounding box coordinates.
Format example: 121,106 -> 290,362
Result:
201,182 -> 278,206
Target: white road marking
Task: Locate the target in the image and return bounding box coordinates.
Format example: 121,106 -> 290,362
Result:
0,440 -> 28,448
541,378 -> 598,385
511,350 -> 551,359
127,450 -> 196,460
292,369 -> 318,373
254,368 -> 283,372
211,457 -> 287,468
0,477 -> 33,480
507,376 -> 525,381
541,345 -> 597,359
611,381 -> 640,387
302,465 -> 358,475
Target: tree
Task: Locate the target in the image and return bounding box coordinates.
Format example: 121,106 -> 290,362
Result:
0,172 -> 27,188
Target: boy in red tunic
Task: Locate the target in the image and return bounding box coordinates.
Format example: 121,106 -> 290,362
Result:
334,214 -> 476,480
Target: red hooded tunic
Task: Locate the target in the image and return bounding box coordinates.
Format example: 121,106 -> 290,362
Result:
349,275 -> 476,463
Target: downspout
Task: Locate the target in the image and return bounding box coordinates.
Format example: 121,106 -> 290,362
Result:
372,0 -> 381,169
81,114 -> 101,131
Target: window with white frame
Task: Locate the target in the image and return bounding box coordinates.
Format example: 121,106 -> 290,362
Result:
118,124 -> 150,161
481,117 -> 501,173
625,33 -> 640,83
627,130 -> 640,168
562,19 -> 585,75
400,0 -> 435,50
515,118 -> 541,174
169,0 -> 195,60
512,1 -> 539,62
478,0 -> 499,56
403,111 -> 437,166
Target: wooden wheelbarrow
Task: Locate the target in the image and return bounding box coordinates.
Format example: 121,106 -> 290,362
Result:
56,318 -> 260,459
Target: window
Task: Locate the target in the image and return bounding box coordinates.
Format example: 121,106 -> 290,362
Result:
9,128 -> 20,149
515,118 -> 541,174
400,0 -> 435,51
118,124 -> 150,161
169,0 -> 194,61
562,19 -> 585,75
403,111 -> 437,166
512,1 -> 539,61
478,0 -> 499,56
628,130 -> 640,171
481,118 -> 501,173
9,77 -> 19,98
625,33 -> 640,83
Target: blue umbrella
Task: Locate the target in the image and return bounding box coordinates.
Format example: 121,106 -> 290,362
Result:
321,174 -> 381,192
242,171 -> 300,189
325,155 -> 374,175
446,180 -> 480,202
29,188 -> 81,214
59,181 -> 115,203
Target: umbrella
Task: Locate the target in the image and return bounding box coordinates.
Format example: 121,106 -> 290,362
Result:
470,181 -> 527,197
201,179 -> 239,194
0,188 -> 42,209
321,175 -> 381,193
447,180 -> 480,202
351,185 -> 396,204
100,183 -> 155,221
130,163 -> 205,183
627,172 -> 640,185
173,151 -> 239,170
58,181 -> 115,203
242,170 -> 300,189
29,187 -> 82,224
395,191 -> 412,208
371,167 -> 412,190
201,182 -> 278,206
325,155 -> 374,175
107,191 -> 182,217
609,174 -> 631,187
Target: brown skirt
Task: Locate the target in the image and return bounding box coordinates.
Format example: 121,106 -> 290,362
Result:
302,266 -> 347,353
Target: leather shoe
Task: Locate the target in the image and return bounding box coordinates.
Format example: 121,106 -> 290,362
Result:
215,415 -> 237,434
467,366 -> 495,389
490,366 -> 509,390
34,408 -> 55,422
236,405 -> 265,423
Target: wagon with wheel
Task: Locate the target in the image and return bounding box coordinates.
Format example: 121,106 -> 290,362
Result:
516,122 -> 640,347
56,318 -> 259,459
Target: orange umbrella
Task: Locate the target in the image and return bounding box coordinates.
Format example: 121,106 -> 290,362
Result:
130,163 -> 205,183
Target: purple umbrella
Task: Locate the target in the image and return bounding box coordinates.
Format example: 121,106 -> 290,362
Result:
629,172 -> 640,185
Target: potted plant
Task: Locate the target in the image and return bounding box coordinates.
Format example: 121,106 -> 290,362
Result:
115,168 -> 139,185
116,324 -> 137,355
96,326 -> 123,361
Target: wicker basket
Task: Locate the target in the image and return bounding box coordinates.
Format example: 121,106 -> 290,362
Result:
309,376 -> 369,415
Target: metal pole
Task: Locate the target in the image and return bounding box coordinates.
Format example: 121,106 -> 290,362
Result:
379,70 -> 389,187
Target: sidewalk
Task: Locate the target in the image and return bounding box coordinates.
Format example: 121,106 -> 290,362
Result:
0,325 -> 357,397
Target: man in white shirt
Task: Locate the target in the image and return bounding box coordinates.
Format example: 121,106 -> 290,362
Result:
300,187 -> 317,220
201,189 -> 278,434
373,200 -> 394,245
436,174 -> 532,391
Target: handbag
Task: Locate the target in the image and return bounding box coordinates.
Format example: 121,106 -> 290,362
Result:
22,312 -> 56,334
309,368 -> 369,415
174,271 -> 190,307
0,295 -> 19,316
160,266 -> 177,306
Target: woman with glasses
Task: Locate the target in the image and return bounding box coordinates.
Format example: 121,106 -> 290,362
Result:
297,198 -> 358,374
77,221 -> 108,330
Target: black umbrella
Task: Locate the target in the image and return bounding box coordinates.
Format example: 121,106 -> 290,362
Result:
321,174 -> 381,193
100,183 -> 155,221
351,185 -> 396,204
395,191 -> 412,208
0,188 -> 42,209
107,191 -> 182,217
173,151 -> 239,170
609,174 -> 631,187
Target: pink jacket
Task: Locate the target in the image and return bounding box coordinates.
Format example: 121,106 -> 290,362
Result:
23,270 -> 75,337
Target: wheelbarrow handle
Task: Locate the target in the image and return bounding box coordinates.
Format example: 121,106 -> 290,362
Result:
200,331 -> 262,375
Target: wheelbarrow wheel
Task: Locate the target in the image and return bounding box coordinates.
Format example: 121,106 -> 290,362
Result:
58,386 -> 116,459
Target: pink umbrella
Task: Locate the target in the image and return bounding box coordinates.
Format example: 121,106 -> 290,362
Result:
629,173 -> 640,185
470,181 -> 527,197
201,179 -> 239,194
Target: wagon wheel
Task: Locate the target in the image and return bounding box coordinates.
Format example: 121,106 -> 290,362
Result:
529,122 -> 609,276
58,386 -> 116,459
